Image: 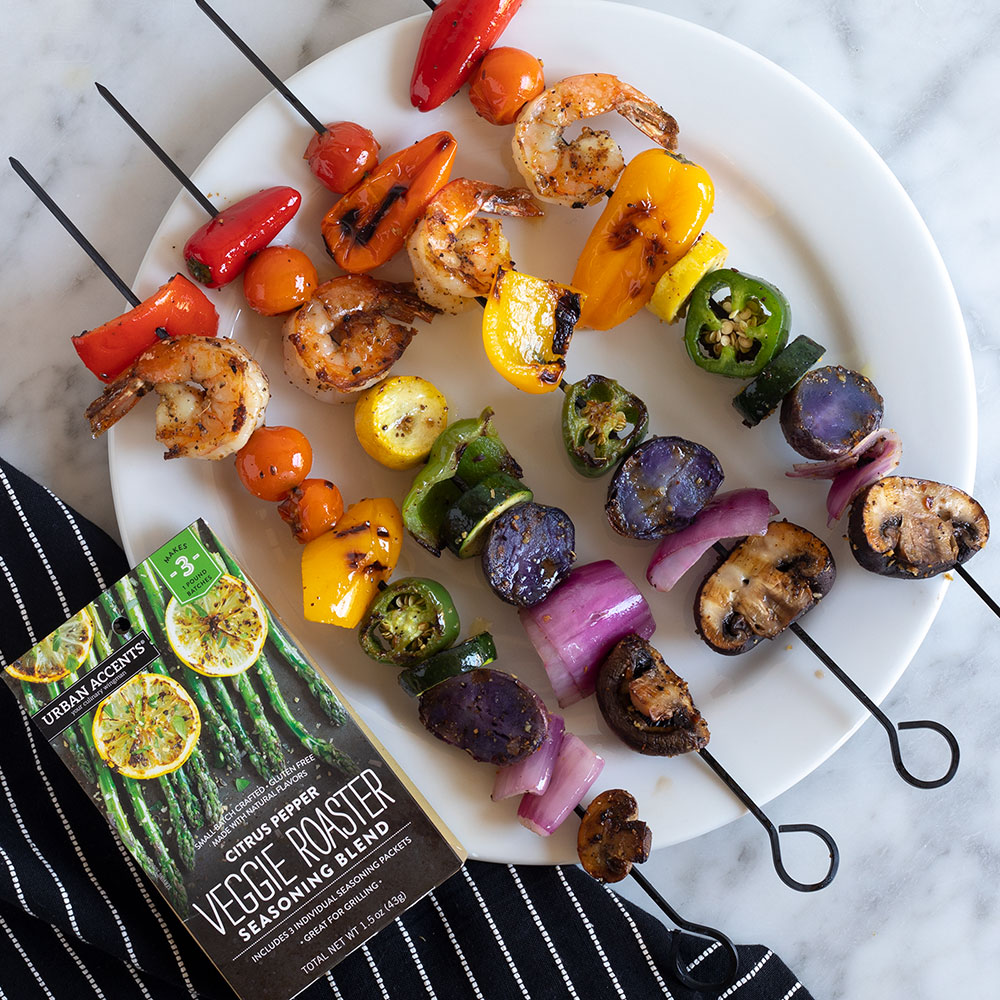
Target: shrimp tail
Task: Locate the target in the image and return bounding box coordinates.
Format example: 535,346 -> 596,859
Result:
374,281 -> 440,325
619,99 -> 679,149
479,186 -> 545,218
85,373 -> 149,438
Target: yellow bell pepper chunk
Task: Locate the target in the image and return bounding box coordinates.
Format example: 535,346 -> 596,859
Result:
301,498 -> 403,628
646,232 -> 729,325
354,376 -> 449,470
482,266 -> 583,394
572,149 -> 715,331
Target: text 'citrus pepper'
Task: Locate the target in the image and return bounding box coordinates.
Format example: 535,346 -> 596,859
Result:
72,273 -> 219,382
301,498 -> 403,629
321,131 -> 457,273
573,149 -> 714,331
482,266 -> 582,393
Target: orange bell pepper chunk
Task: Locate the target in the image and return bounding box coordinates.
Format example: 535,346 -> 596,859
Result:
572,149 -> 714,331
321,131 -> 457,273
301,498 -> 403,629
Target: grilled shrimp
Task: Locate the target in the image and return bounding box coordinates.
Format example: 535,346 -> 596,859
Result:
512,73 -> 679,208
406,178 -> 543,313
85,336 -> 270,460
282,274 -> 436,403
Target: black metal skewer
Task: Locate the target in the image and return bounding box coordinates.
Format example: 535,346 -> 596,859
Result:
696,749 -> 839,892
194,0 -> 327,135
95,85 -> 217,218
9,158 -> 140,307
954,563 -> 1000,620
572,804 -> 740,991
711,541 -> 960,789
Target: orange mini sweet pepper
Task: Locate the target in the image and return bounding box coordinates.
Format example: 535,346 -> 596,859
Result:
301,498 -> 403,629
321,131 -> 457,273
572,149 -> 714,331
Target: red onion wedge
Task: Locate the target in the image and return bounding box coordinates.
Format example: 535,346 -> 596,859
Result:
826,429 -> 901,524
647,489 -> 777,592
517,733 -> 604,836
519,561 -> 655,707
787,426 -> 893,479
492,715 -> 565,800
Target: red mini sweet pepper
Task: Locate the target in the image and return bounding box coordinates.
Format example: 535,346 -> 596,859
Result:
321,131 -> 457,273
183,185 -> 301,288
72,273 -> 219,382
410,0 -> 524,112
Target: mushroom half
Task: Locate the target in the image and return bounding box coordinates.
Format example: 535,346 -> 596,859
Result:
694,520 -> 836,655
596,634 -> 710,756
577,789 -> 652,883
848,476 -> 989,579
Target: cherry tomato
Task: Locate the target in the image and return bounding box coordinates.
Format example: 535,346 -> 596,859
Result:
242,246 -> 318,316
235,426 -> 313,501
277,478 -> 345,543
304,122 -> 381,193
468,47 -> 545,126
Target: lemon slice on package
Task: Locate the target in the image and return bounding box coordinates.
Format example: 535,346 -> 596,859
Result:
6,608 -> 94,684
92,672 -> 200,779
164,573 -> 267,677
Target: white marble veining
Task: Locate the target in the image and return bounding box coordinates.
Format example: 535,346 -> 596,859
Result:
1,2 -> 998,997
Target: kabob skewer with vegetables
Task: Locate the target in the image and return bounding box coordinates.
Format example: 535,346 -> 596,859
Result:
12,0 -> 995,942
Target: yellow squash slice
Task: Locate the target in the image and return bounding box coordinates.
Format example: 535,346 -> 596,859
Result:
646,232 -> 729,325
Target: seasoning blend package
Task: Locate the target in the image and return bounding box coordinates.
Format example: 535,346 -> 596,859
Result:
5,520 -> 465,1000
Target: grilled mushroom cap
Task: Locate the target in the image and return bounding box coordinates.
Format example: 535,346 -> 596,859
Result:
577,789 -> 652,883
596,634 -> 710,756
848,476 -> 990,579
695,520 -> 836,655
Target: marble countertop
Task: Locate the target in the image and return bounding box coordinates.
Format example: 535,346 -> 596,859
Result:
2,1 -> 998,996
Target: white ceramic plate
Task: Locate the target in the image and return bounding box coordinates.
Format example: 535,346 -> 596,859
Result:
111,1 -> 975,863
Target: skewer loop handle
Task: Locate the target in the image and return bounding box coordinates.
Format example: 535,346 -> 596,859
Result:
890,720 -> 960,789
770,823 -> 840,893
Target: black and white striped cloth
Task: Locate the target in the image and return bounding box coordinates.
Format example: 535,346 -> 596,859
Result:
0,455 -> 813,999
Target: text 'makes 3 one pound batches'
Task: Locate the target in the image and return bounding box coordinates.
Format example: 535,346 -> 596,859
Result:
4,519 -> 465,1000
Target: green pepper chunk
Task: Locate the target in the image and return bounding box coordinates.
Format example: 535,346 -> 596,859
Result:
402,407 -> 523,555
684,268 -> 790,378
358,577 -> 461,666
561,374 -> 649,478
398,633 -> 498,697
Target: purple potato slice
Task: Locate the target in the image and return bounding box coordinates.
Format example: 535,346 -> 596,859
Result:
605,436 -> 724,539
418,667 -> 548,765
695,520 -> 836,655
848,476 -> 989,579
596,634 -> 710,756
481,501 -> 576,607
780,366 -> 883,460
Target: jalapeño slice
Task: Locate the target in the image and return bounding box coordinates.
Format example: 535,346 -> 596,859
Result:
561,374 -> 649,478
358,577 -> 461,666
684,268 -> 790,378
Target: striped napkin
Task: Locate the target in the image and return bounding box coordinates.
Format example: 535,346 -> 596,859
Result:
0,455 -> 812,999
